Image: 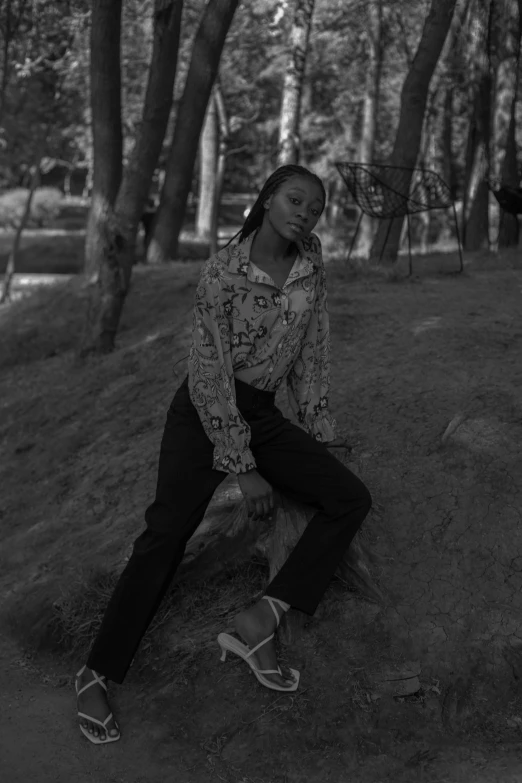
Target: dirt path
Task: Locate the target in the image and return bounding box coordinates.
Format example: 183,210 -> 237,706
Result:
0,635 -> 207,783
2,631 -> 522,783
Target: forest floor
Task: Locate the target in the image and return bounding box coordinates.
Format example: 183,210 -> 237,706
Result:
1,237 -> 522,782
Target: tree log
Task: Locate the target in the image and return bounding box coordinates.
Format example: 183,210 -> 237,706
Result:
176,450 -> 384,645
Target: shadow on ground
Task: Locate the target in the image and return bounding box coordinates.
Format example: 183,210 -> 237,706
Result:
1,246 -> 522,781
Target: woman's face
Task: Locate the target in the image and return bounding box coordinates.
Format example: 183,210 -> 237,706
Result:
264,175 -> 325,241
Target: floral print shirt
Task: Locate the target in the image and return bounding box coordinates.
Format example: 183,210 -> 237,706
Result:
187,230 -> 337,475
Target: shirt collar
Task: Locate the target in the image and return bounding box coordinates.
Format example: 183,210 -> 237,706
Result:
226,230 -> 322,279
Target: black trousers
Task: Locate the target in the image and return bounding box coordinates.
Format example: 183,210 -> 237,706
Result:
87,375 -> 372,683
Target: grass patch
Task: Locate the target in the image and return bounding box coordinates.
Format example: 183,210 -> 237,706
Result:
50,557 -> 269,684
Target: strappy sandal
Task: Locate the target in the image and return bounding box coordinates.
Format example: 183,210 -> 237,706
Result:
217,596 -> 300,692
75,665 -> 120,744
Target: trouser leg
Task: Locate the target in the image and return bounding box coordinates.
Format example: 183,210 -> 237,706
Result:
87,393 -> 224,684
253,413 -> 372,616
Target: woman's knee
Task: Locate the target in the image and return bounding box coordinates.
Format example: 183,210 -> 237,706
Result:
361,486 -> 372,513
342,477 -> 372,514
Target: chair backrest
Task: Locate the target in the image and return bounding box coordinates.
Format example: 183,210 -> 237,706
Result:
335,162 -> 453,218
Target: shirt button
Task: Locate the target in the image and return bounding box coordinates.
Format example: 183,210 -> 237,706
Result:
282,320 -> 287,325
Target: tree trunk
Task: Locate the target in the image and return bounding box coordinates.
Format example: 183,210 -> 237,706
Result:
462,0 -> 493,251
211,81 -> 229,256
196,92 -> 219,241
147,0 -> 240,265
369,0 -> 457,264
0,147 -> 44,305
80,0 -> 184,355
490,0 -> 521,249
83,0 -> 123,284
353,0 -> 383,259
463,81 -> 491,251
498,107 -> 520,246
277,0 -> 316,167
441,85 -> 454,193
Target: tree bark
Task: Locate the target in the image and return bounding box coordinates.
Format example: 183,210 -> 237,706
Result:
211,81 -> 229,256
277,0 -> 316,167
80,0 -> 184,355
353,0 -> 383,259
490,0 -> 521,249
369,0 -> 457,264
147,0 -> 240,265
196,91 -> 219,242
83,0 -> 123,283
461,0 -> 493,251
498,107 -> 520,246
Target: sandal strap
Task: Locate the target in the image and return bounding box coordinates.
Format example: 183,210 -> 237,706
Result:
76,667 -> 108,697
262,596 -> 288,628
256,667 -> 283,676
77,710 -> 115,730
245,632 -> 275,659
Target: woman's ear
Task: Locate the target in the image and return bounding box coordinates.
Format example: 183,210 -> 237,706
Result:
263,195 -> 272,210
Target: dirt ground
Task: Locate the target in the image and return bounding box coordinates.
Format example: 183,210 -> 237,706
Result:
2,242 -> 522,782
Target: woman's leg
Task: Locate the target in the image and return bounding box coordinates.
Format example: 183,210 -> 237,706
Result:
233,411 -> 371,685
255,415 -> 372,612
76,386 -> 225,739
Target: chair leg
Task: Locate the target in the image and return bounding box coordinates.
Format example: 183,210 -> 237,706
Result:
347,210 -> 364,263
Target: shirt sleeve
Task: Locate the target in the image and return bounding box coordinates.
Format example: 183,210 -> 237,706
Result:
286,249 -> 338,443
187,259 -> 257,475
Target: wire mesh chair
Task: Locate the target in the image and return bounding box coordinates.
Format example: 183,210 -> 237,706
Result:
335,162 -> 464,275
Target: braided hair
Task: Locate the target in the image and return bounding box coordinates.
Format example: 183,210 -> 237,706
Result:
223,164 -> 326,248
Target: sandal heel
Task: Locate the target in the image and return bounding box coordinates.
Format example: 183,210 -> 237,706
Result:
219,645 -> 227,662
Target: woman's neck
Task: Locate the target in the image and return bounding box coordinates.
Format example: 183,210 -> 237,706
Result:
251,224 -> 295,263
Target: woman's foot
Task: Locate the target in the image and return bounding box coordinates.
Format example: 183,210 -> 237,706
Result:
75,666 -> 120,742
234,600 -> 296,688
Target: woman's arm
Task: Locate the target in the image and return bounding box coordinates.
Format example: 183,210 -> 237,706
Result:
188,261 -> 257,475
286,246 -> 338,443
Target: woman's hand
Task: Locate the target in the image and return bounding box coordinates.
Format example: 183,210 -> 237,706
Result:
326,436 -> 352,451
237,469 -> 274,521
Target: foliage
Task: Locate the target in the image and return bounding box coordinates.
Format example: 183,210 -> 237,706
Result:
0,186 -> 63,228
2,0 -> 521,230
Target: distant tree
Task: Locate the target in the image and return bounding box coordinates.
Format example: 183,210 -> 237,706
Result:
147,0 -> 240,265
369,0 -> 458,264
196,89 -> 219,242
83,0 -> 123,282
81,0 -> 184,354
277,0 -> 316,166
352,0 -> 384,258
461,0 -> 492,251
490,0 -> 522,248
0,137 -> 47,304
196,79 -> 230,255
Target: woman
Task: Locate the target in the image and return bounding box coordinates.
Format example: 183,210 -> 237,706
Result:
75,164 -> 372,744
